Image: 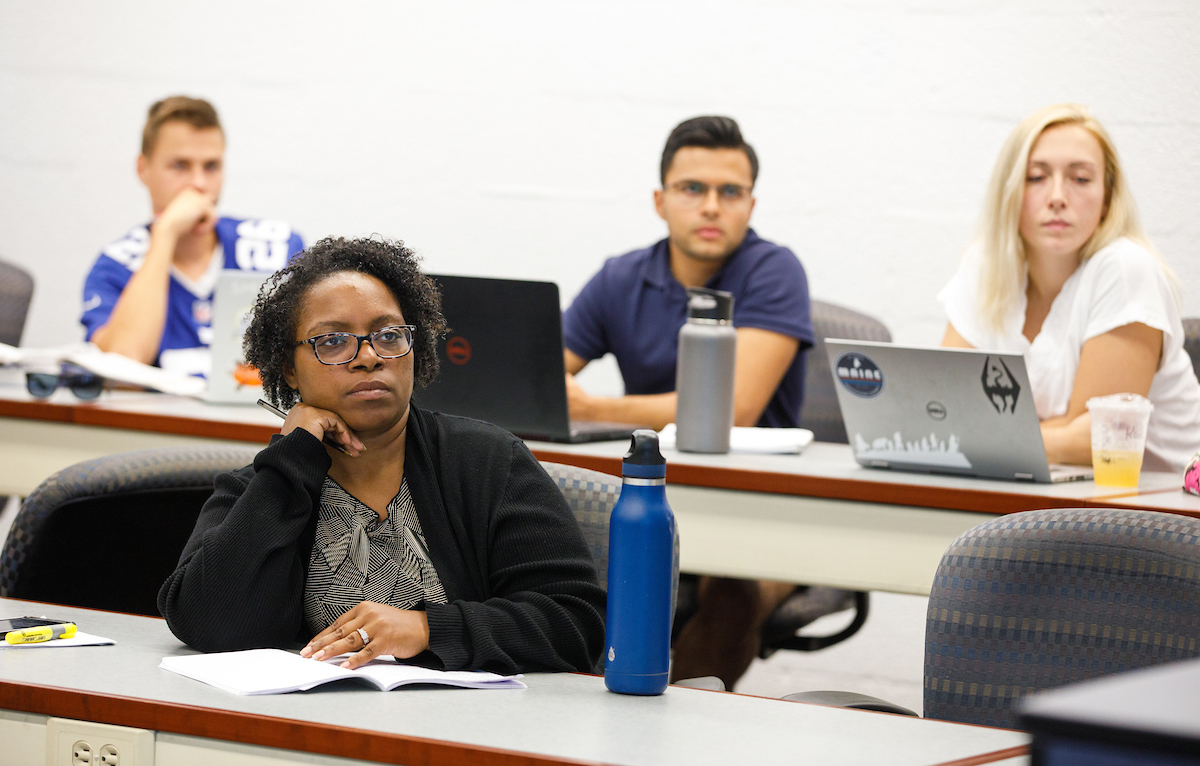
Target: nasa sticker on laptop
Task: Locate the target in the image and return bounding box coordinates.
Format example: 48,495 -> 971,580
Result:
835,351 -> 884,398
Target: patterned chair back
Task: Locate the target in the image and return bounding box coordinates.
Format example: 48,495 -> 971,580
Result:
925,508 -> 1200,728
0,260 -> 35,346
0,446 -> 260,616
799,299 -> 892,444
540,461 -> 621,586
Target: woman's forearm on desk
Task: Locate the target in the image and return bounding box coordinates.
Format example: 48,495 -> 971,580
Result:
1041,413 -> 1092,466
158,430 -> 330,652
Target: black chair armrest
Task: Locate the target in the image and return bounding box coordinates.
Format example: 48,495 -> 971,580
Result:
673,676 -> 726,692
782,690 -> 918,717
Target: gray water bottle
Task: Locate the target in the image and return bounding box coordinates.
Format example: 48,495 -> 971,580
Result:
675,287 -> 736,453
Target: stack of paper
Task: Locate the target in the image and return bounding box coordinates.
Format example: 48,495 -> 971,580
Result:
658,423 -> 814,454
159,648 -> 526,695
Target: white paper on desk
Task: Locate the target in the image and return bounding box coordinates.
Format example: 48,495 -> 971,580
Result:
64,348 -> 207,397
0,342 -> 206,397
0,631 -> 114,649
159,648 -> 525,695
0,342 -> 94,367
658,423 -> 814,455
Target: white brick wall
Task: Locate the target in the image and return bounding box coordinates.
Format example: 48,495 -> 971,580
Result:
2,0 -> 1198,354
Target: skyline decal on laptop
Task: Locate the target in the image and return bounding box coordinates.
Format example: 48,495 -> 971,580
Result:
852,431 -> 973,469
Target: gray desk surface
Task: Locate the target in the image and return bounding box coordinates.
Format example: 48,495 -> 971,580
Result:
0,599 -> 1028,766
527,436 -> 1185,504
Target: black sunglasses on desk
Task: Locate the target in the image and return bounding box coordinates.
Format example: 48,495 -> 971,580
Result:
26,363 -> 106,400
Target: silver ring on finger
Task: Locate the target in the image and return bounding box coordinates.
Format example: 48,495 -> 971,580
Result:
356,627 -> 371,646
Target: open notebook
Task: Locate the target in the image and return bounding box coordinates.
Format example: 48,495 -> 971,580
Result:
160,648 -> 525,695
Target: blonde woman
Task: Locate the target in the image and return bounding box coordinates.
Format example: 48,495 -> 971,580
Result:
939,104 -> 1200,472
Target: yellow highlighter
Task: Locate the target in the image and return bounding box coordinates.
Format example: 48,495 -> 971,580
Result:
1,616 -> 77,644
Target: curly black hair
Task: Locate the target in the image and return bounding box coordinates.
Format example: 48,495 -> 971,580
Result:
244,236 -> 447,407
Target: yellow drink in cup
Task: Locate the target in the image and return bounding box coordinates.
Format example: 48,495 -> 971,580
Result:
1086,394 -> 1154,488
1091,449 -> 1144,488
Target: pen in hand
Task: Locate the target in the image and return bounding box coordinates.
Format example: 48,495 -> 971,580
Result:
256,399 -> 355,456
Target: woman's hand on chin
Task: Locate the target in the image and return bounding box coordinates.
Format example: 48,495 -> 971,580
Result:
282,402 -> 366,456
301,601 -> 431,670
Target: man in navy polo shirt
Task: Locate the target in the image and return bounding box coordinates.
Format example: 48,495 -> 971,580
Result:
562,116 -> 812,689
81,96 -> 303,376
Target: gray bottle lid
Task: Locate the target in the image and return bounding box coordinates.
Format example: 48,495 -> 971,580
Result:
686,287 -> 735,322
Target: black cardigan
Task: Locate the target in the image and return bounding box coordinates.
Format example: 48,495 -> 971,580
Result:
157,406 -> 606,674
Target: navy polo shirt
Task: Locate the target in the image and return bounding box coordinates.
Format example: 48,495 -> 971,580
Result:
563,229 -> 813,428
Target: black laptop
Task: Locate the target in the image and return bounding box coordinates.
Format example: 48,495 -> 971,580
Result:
414,274 -> 638,443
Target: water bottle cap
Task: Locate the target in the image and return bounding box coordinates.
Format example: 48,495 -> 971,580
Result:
686,287 -> 734,322
623,429 -> 667,478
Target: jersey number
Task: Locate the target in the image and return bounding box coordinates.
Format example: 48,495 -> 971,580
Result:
234,220 -> 292,271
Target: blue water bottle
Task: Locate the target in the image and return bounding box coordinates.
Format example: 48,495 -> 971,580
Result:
604,429 -> 676,695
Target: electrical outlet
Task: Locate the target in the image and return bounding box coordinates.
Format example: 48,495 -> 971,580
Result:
45,718 -> 153,766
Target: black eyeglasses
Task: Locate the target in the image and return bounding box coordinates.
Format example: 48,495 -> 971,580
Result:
295,325 -> 417,366
26,363 -> 106,400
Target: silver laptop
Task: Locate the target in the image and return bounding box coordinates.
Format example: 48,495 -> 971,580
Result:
204,270 -> 267,404
825,339 -> 1092,483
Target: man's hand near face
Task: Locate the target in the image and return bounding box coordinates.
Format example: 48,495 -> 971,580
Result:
156,187 -> 218,240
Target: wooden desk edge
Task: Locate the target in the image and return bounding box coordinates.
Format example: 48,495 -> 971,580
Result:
0,680 -> 605,766
0,399 -> 276,444
932,745 -> 1030,766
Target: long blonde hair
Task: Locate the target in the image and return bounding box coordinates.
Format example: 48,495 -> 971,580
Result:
974,103 -> 1173,332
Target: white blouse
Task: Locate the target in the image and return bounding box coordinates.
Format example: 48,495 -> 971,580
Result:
938,237 -> 1200,472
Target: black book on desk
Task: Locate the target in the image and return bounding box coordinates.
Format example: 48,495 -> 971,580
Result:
1020,657 -> 1200,765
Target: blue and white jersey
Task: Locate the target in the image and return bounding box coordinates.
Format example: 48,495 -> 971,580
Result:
81,217 -> 304,375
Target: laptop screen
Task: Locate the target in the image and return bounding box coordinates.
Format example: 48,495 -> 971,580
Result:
825,339 -> 1058,482
414,274 -> 572,440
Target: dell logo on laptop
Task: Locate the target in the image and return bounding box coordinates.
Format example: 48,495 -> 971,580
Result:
446,336 -> 472,366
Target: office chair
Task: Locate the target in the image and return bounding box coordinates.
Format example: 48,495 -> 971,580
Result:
924,507 -> 1200,728
540,461 -> 621,587
1183,317 -> 1200,381
786,507 -> 1200,726
0,445 -> 259,617
0,260 -> 35,346
799,299 -> 893,444
540,461 -> 728,687
540,461 -> 866,683
758,300 -> 893,660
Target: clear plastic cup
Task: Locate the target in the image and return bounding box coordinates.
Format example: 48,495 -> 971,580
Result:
1086,393 -> 1154,487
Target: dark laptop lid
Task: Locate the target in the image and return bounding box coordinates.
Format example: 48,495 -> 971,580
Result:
413,274 -> 572,440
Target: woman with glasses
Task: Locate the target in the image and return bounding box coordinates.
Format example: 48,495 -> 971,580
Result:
159,237 -> 605,674
939,104 -> 1200,471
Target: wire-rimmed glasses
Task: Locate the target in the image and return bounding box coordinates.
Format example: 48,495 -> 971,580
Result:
664,180 -> 753,207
